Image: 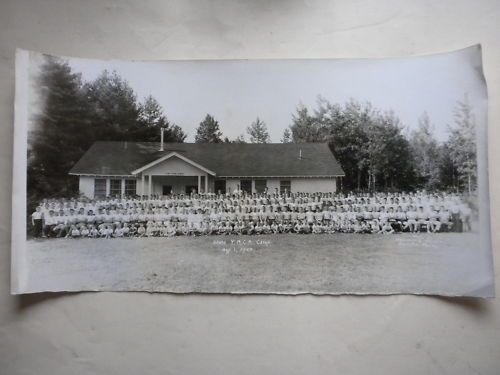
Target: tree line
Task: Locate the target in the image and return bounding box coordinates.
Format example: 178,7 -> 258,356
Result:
281,97 -> 477,193
28,55 -> 478,206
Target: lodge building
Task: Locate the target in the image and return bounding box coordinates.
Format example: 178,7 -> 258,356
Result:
69,141 -> 345,199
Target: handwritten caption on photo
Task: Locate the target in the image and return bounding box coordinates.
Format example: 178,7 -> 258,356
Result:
212,239 -> 272,254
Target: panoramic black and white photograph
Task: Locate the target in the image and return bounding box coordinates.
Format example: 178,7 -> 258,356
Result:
12,46 -> 493,295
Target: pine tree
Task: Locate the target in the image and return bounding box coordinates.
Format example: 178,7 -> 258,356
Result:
195,114 -> 223,143
29,55 -> 93,199
83,70 -> 140,141
138,95 -> 186,142
167,124 -> 187,143
139,95 -> 168,128
247,117 -> 270,143
281,128 -> 292,143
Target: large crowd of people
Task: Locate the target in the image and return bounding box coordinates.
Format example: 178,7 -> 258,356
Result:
31,191 -> 473,239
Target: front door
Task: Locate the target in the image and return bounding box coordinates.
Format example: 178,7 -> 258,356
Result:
214,179 -> 226,194
162,185 -> 172,195
240,179 -> 252,194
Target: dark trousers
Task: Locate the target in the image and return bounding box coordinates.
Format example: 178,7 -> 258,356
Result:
451,213 -> 462,233
33,219 -> 43,237
42,224 -> 55,237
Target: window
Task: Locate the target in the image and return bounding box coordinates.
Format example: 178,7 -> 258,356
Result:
110,179 -> 122,197
214,179 -> 226,194
280,180 -> 291,195
94,179 -> 107,198
125,179 -> 137,196
255,179 -> 267,193
240,180 -> 252,194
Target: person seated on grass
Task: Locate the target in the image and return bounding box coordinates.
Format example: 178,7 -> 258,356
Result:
394,206 -> 406,232
188,222 -> 198,236
312,222 -> 323,234
80,225 -> 90,238
130,224 -> 139,237
207,220 -> 217,235
245,221 -> 255,235
146,223 -> 155,237
318,222 -> 328,234
229,221 -> 239,235
87,224 -> 98,238
352,219 -> 364,234
300,220 -> 311,234
67,225 -> 80,238
215,222 -> 224,236
386,207 -> 398,231
217,221 -> 227,236
271,221 -> 279,234
158,224 -> 168,237
278,221 -> 286,233
254,221 -> 263,235
122,223 -> 130,237
261,222 -> 270,235
360,221 -> 372,234
165,223 -> 176,237
114,224 -> 124,238
181,223 -> 190,236
428,206 -> 441,233
136,224 -> 146,237
221,221 -> 231,235
379,220 -> 395,234
404,205 -> 418,233
366,220 -> 379,234
41,210 -> 57,238
416,206 -> 430,233
437,206 -> 451,233
99,225 -> 111,239
52,212 -> 68,238
282,221 -> 291,233
200,221 -> 210,236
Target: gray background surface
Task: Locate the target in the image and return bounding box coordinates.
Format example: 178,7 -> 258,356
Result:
1,1 -> 499,374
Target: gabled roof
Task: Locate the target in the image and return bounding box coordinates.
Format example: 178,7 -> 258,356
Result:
131,151 -> 217,176
69,142 -> 345,177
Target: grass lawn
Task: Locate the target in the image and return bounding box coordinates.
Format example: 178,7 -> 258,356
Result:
22,232 -> 492,296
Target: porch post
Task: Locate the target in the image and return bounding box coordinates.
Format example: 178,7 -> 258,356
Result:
141,174 -> 145,197
148,175 -> 152,198
121,179 -> 125,197
198,175 -> 201,194
106,178 -> 110,196
205,173 -> 208,193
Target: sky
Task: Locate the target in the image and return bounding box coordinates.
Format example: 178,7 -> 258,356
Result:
63,46 -> 486,143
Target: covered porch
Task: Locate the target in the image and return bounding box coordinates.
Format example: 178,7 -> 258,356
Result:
132,151 -> 216,197
138,174 -> 213,196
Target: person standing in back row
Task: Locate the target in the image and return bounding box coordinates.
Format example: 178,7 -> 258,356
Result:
31,206 -> 43,238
